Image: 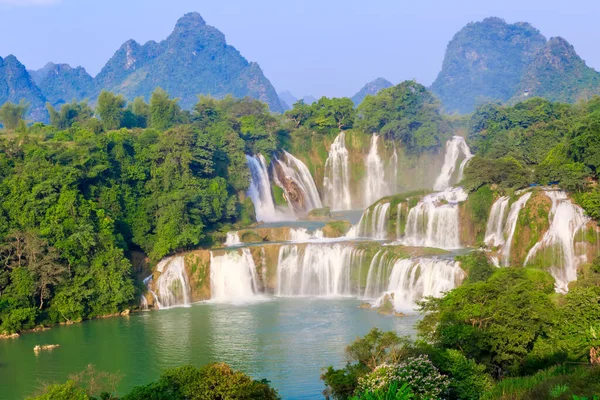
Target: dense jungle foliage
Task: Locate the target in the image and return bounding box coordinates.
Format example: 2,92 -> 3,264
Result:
0,82 -> 449,334
28,363 -> 279,400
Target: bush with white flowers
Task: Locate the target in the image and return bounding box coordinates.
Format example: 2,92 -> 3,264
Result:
357,355 -> 450,399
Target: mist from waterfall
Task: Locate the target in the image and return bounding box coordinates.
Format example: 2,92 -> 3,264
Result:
373,258 -> 465,311
210,248 -> 261,302
364,134 -> 388,207
484,196 -> 510,247
272,151 -> 323,213
347,202 -> 391,239
434,136 -> 473,191
524,191 -> 590,293
324,132 -> 352,210
153,256 -> 191,308
399,187 -> 468,249
500,192 -> 532,266
276,244 -> 364,296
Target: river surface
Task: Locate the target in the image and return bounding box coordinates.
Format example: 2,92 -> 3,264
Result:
0,298 -> 419,399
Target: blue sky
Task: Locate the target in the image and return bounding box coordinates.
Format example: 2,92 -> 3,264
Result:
1,0 -> 599,98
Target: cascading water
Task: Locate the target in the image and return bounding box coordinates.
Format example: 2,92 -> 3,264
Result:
363,251 -> 398,299
323,132 -> 352,211
246,154 -> 292,222
433,136 -> 473,191
364,134 -> 387,206
390,143 -> 399,194
484,196 -> 510,247
347,202 -> 391,239
399,187 -> 468,249
524,191 -> 590,293
210,248 -> 261,302
500,192 -> 532,266
225,232 -> 241,247
153,256 -> 191,308
272,151 -> 323,213
276,244 -> 364,296
289,228 -> 325,242
373,258 -> 465,311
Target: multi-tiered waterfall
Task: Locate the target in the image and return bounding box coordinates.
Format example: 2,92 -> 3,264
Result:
246,154 -> 292,222
484,196 -> 510,247
272,151 -> 323,214
276,244 -> 365,296
152,256 -> 191,308
434,136 -> 473,191
372,258 -> 465,311
347,202 -> 391,239
500,192 -> 532,266
364,135 -> 388,207
399,188 -> 468,249
323,132 -> 352,210
524,191 -> 590,293
210,249 -> 261,302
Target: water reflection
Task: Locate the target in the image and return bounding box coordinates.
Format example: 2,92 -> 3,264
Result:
0,299 -> 418,399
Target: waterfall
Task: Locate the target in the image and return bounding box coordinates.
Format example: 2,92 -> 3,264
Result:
501,192 -> 532,266
434,136 -> 473,191
153,256 -> 191,308
484,196 -> 510,247
364,134 -> 387,206
289,228 -> 325,242
225,232 -> 241,247
276,244 -> 363,296
373,258 -> 465,311
210,248 -> 261,302
390,143 -> 399,193
140,295 -> 149,311
363,251 -> 398,299
524,191 -> 590,293
347,202 -> 391,239
272,151 -> 323,213
246,154 -> 292,222
324,132 -> 352,211
400,188 -> 468,250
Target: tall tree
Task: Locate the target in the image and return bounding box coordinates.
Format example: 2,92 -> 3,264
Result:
0,101 -> 29,130
150,88 -> 180,131
96,91 -> 126,131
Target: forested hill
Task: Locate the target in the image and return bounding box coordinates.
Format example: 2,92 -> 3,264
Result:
1,12 -> 283,123
431,17 -> 600,114
0,55 -> 47,122
93,12 -> 284,113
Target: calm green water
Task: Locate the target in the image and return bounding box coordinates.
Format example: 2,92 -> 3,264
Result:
0,298 -> 419,399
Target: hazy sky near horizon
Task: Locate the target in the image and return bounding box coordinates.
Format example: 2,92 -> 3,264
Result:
1,0 -> 599,98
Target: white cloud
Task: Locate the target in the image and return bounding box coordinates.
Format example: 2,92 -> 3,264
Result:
0,0 -> 62,6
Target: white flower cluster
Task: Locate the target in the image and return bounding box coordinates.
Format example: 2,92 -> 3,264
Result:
357,355 -> 450,399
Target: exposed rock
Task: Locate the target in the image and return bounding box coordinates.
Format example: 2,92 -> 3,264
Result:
0,332 -> 19,339
33,344 -> 59,353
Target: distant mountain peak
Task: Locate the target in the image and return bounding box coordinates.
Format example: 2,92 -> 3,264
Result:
352,78 -> 393,106
174,12 -> 207,32
511,36 -> 600,104
431,17 -> 547,113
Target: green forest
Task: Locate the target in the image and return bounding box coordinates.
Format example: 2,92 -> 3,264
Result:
2,81 -> 600,399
